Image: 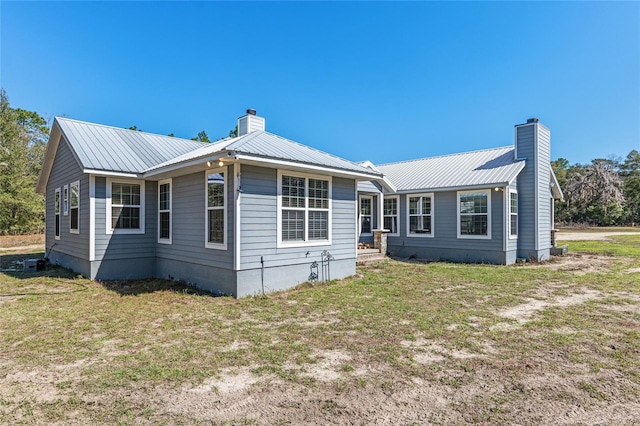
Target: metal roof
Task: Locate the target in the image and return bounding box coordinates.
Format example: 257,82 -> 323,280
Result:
56,117 -> 207,173
377,146 -> 525,192
357,180 -> 382,193
47,117 -> 381,181
146,130 -> 381,177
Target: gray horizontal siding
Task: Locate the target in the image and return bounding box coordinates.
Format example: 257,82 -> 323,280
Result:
94,177 -> 156,262
537,126 -> 551,249
239,165 -> 357,270
516,123 -> 552,259
46,136 -> 88,262
155,167 -> 234,271
387,190 -> 505,260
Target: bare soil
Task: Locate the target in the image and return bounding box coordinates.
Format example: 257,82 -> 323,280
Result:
2,233 -> 639,424
556,231 -> 640,241
0,234 -> 45,249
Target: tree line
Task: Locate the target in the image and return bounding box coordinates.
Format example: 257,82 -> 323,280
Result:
0,89 -> 235,235
1,87 -> 637,234
552,151 -> 640,226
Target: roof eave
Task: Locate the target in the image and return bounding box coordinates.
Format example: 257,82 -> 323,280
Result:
142,150 -> 231,178
36,120 -> 62,194
393,182 -> 514,194
550,169 -> 564,200
233,153 -> 383,180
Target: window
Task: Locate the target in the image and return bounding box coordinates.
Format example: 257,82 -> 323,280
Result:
54,188 -> 61,240
278,171 -> 331,246
206,170 -> 226,249
359,196 -> 373,235
63,185 -> 69,216
509,190 -> 518,238
407,193 -> 433,237
383,196 -> 399,235
70,181 -> 79,233
158,179 -> 172,243
458,190 -> 491,239
107,179 -> 145,234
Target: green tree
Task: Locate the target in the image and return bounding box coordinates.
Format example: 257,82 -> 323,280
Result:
564,160 -> 624,225
621,150 -> 640,224
0,89 -> 48,234
192,130 -> 211,143
551,158 -> 569,189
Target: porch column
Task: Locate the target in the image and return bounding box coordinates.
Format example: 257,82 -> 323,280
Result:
377,193 -> 384,230
374,193 -> 388,254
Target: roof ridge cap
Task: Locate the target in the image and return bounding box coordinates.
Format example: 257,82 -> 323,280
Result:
258,131 -> 372,173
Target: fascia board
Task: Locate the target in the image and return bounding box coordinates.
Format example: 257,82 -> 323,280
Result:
233,154 -> 383,180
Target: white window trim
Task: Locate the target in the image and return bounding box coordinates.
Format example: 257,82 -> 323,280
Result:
54,188 -> 61,240
69,181 -> 80,234
406,192 -> 434,238
383,195 -> 400,237
508,189 -> 518,240
63,185 -> 69,216
277,170 -> 332,248
359,195 -> 373,237
106,178 -> 145,235
158,179 -> 172,244
205,168 -> 227,250
457,189 -> 492,240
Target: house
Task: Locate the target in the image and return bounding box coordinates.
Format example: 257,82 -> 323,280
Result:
36,110 -> 385,297
357,118 -> 563,264
36,112 -> 562,297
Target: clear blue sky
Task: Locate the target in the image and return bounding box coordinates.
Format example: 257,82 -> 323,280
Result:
2,1 -> 638,166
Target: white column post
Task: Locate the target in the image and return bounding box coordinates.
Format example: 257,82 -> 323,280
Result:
377,192 -> 384,230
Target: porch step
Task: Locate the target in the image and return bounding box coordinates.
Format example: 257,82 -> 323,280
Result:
357,249 -> 387,264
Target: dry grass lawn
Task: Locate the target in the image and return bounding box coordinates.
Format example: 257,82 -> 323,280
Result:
1,234 -> 639,424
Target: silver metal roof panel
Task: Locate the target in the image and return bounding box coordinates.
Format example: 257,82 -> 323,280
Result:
146,131 -> 380,177
378,146 -> 525,192
56,117 -> 206,173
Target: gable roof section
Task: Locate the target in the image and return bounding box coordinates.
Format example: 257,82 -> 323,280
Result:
37,117 -> 206,193
38,117 -> 383,193
377,146 -> 525,192
145,130 -> 382,179
56,117 -> 207,173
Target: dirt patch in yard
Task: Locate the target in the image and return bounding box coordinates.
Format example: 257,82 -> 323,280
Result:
534,253 -> 629,275
3,243 -> 640,424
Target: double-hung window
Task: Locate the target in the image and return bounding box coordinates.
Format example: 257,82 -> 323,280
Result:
158,179 -> 172,243
509,190 -> 518,238
107,179 -> 145,234
70,181 -> 79,233
458,190 -> 491,239
383,196 -> 399,235
206,170 -> 226,249
407,193 -> 433,237
278,171 -> 331,247
359,196 -> 373,235
54,188 -> 61,239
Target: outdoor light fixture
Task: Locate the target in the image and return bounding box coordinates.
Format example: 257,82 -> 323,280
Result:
206,161 -> 212,167
218,160 -> 224,167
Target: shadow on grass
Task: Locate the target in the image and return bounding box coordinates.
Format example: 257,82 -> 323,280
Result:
2,252 -> 219,298
99,278 -> 218,297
